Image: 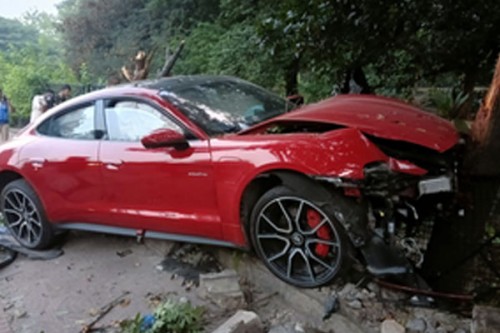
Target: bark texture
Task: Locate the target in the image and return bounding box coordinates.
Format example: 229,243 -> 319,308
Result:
423,54 -> 500,292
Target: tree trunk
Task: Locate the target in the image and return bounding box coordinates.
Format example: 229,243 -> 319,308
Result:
457,69 -> 477,119
284,57 -> 300,97
340,67 -> 371,94
422,55 -> 500,292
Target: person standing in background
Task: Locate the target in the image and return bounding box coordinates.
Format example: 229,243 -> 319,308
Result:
0,89 -> 15,142
30,90 -> 55,123
55,84 -> 72,105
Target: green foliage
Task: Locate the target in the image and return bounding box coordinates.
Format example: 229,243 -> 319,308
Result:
120,313 -> 144,333
0,13 -> 77,121
0,44 -> 77,118
151,300 -> 204,333
0,17 -> 38,51
426,89 -> 469,119
120,300 -> 204,333
49,0 -> 500,105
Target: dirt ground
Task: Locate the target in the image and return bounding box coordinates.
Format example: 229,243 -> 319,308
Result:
0,229 -> 477,333
0,232 -> 213,332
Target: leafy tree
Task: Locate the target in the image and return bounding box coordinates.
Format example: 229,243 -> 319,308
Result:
0,12 -> 77,121
58,0 -> 153,80
0,17 -> 38,51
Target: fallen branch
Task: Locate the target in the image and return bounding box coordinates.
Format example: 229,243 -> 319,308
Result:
81,291 -> 131,333
158,40 -> 185,78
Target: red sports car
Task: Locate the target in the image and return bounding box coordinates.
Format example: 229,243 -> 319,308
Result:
0,76 -> 460,287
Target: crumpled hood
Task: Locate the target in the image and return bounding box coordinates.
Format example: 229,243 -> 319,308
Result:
260,94 -> 459,152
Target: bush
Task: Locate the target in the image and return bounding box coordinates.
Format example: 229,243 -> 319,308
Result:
120,300 -> 204,333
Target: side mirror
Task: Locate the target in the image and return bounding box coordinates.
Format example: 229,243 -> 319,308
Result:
141,128 -> 189,150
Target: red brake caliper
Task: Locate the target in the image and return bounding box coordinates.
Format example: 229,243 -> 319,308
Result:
306,209 -> 331,257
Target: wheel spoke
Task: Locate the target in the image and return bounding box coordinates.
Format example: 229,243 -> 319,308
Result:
268,241 -> 291,262
26,204 -> 36,215
4,208 -> 21,217
18,223 -> 27,240
29,226 -> 39,242
260,213 -> 291,234
5,196 -> 20,211
27,226 -> 32,244
307,238 -> 339,247
20,194 -> 27,210
29,217 -> 41,227
277,200 -> 293,232
12,192 -> 24,210
287,248 -> 299,278
303,218 -> 328,236
293,200 -> 305,233
297,249 -> 315,282
8,216 -> 22,228
309,252 -> 336,271
257,233 -> 289,242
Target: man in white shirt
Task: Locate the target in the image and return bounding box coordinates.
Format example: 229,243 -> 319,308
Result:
30,91 -> 55,123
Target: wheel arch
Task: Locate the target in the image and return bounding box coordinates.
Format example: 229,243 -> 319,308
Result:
239,168 -> 370,249
0,170 -> 24,195
239,169 -> 333,244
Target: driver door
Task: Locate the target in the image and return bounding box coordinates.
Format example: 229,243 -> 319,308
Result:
98,98 -> 221,239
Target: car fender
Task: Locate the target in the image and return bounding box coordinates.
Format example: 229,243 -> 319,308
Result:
214,128 -> 389,245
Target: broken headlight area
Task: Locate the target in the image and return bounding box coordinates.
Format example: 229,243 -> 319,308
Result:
365,135 -> 462,176
313,154 -> 459,274
361,159 -> 458,273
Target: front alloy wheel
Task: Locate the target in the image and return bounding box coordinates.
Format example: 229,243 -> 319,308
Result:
250,186 -> 348,288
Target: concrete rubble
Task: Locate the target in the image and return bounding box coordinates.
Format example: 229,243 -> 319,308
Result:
472,305 -> 500,333
0,236 -> 497,333
381,319 -> 405,333
199,269 -> 246,310
212,310 -> 264,333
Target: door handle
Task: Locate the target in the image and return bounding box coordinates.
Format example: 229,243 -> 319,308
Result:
29,158 -> 46,169
103,159 -> 123,170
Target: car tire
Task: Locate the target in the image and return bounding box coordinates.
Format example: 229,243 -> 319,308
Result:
1,179 -> 55,249
250,185 -> 351,288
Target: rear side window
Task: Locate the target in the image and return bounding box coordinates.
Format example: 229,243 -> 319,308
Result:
37,104 -> 96,140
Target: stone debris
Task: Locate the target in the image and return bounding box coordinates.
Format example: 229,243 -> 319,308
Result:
268,325 -> 293,333
472,305 -> 500,333
405,317 -> 427,333
346,299 -> 363,310
381,319 -> 405,333
338,283 -> 356,300
211,310 -> 263,333
199,269 -> 246,310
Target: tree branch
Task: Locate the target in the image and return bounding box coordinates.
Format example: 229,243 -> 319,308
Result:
157,40 -> 185,78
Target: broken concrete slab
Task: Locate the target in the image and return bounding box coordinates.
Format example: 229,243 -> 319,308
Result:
472,305 -> 500,333
199,269 -> 245,309
212,310 -> 263,333
215,250 -> 368,333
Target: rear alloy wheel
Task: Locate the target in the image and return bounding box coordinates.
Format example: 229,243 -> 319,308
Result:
250,186 -> 348,288
1,179 -> 54,249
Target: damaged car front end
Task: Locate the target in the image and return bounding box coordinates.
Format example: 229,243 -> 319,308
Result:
244,93 -> 463,284
350,139 -> 461,277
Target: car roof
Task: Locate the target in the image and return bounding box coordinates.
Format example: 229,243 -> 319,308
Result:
46,75 -> 242,112
134,75 -> 245,91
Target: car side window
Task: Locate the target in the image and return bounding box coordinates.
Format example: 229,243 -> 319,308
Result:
37,104 -> 96,140
104,100 -> 183,142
